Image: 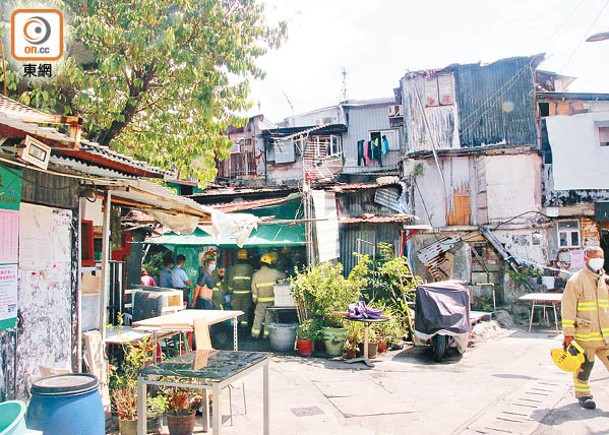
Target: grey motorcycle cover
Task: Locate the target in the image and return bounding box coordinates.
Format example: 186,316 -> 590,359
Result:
414,281 -> 471,334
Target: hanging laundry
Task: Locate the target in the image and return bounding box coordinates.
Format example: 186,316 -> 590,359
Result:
366,140 -> 372,165
372,138 -> 383,166
381,135 -> 390,155
357,140 -> 366,166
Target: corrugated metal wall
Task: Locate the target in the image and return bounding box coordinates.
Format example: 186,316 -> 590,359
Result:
21,169 -> 79,209
339,223 -> 401,275
342,103 -> 402,174
449,56 -> 541,147
401,75 -> 460,152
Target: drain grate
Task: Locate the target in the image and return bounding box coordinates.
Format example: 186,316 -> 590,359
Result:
291,406 -> 325,417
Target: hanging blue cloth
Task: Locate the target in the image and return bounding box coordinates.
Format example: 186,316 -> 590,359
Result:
381,135 -> 390,155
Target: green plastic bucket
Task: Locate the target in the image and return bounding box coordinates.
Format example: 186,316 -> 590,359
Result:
0,400 -> 27,435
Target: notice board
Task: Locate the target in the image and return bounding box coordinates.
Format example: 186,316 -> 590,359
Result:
0,165 -> 22,331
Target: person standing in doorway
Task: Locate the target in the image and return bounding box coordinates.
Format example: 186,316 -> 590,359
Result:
171,254 -> 192,308
225,249 -> 254,329
251,253 -> 286,339
193,257 -> 215,310
562,245 -> 609,410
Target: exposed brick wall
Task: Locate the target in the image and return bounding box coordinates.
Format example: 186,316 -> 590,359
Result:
581,217 -> 600,247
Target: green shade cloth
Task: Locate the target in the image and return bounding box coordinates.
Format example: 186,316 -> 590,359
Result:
144,224 -> 305,248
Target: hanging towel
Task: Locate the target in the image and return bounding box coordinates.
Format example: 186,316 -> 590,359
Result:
365,140 -> 372,165
357,140 -> 366,166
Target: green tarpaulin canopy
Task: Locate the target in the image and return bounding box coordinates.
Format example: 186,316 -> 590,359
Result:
144,224 -> 305,248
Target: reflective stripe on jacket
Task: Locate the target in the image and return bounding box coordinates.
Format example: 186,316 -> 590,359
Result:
251,265 -> 286,302
562,267 -> 609,345
225,263 -> 254,293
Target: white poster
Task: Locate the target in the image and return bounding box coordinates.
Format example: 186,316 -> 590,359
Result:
570,249 -> 584,271
312,190 -> 340,262
0,263 -> 18,322
0,209 -> 19,263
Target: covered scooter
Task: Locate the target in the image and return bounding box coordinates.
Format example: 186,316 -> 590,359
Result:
414,280 -> 471,362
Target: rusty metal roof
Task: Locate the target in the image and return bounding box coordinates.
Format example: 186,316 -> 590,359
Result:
56,140 -> 166,178
0,94 -> 166,178
94,178 -> 211,221
0,112 -> 78,145
339,214 -> 415,224
211,194 -> 302,213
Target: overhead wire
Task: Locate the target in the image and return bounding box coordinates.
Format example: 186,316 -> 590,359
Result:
559,0 -> 609,72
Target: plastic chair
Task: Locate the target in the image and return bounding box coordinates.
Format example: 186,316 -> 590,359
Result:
193,318 -> 246,426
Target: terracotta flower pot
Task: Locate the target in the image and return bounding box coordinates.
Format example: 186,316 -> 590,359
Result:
345,348 -> 358,359
167,412 -> 196,435
297,339 -> 314,356
377,339 -> 389,353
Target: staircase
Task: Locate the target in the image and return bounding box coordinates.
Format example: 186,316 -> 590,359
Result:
303,140 -> 339,181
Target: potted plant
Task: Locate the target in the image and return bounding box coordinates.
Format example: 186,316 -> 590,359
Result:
343,340 -> 359,359
296,318 -> 321,356
112,385 -> 138,435
109,336 -> 155,435
146,395 -> 168,434
164,384 -> 203,435
290,261 -> 367,357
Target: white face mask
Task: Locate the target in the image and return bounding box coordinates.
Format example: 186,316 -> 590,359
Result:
588,257 -> 604,272
208,264 -> 217,272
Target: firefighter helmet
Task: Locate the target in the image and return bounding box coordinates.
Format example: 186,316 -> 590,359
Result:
260,253 -> 275,265
237,249 -> 248,260
551,341 -> 585,372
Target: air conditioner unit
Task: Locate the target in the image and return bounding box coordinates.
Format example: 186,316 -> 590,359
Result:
388,104 -> 403,117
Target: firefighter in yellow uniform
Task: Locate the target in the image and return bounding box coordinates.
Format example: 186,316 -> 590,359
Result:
561,245 -> 609,410
251,253 -> 286,339
225,249 -> 254,328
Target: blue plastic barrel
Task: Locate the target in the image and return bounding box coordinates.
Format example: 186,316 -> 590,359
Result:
26,373 -> 104,435
0,400 -> 27,435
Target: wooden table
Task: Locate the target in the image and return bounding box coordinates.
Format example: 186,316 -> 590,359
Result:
518,293 -> 563,332
132,309 -> 244,350
137,350 -> 269,435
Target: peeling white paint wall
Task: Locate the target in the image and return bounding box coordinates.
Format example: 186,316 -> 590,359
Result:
547,112 -> 609,190
483,154 -> 542,223
16,203 -> 72,398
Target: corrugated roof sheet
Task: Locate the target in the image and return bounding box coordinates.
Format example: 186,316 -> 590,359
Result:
0,112 -> 77,145
339,214 -> 414,224
56,140 -> 166,178
0,96 -> 167,178
95,178 -> 210,220
211,194 -> 302,213
189,185 -> 299,198
0,94 -> 61,123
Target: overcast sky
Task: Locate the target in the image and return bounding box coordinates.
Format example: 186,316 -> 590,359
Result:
248,0 -> 609,123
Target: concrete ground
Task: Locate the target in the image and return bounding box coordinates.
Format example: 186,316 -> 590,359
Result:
192,324 -> 609,435
128,322 -> 609,435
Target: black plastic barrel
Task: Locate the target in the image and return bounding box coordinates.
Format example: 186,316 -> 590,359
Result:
26,374 -> 104,435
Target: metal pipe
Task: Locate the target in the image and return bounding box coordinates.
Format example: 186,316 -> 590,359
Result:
99,190 -> 112,341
